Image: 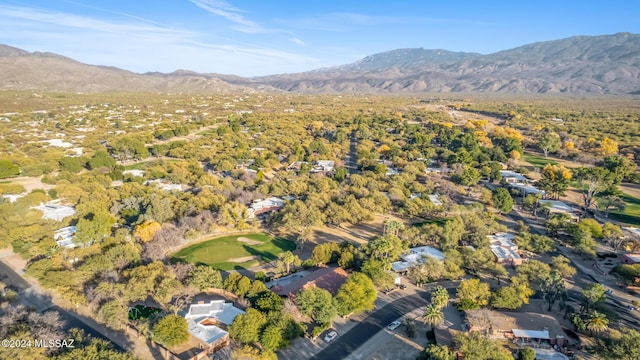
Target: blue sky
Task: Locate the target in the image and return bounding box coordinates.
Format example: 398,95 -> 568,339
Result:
1,0 -> 639,76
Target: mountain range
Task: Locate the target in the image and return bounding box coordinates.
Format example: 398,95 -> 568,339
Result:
1,33 -> 640,95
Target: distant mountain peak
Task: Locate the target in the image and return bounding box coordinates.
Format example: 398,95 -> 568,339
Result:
0,44 -> 30,57
1,33 -> 639,94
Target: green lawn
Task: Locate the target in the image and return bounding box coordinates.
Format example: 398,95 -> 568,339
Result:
172,233 -> 296,270
522,152 -> 558,168
122,159 -> 180,170
608,193 -> 640,226
411,218 -> 450,227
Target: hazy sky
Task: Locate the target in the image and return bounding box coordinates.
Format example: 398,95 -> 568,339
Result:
1,0 -> 638,76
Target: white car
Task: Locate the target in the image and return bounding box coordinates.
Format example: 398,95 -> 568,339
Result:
387,320 -> 402,331
324,330 -> 338,342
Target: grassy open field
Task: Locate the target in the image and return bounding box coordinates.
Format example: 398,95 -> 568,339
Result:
607,193 -> 640,226
522,152 -> 558,168
172,233 -> 295,270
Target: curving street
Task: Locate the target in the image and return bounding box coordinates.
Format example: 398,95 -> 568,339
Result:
310,282 -> 458,360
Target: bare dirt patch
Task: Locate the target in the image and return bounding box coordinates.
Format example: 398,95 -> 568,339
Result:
228,255 -> 259,263
311,214 -> 407,246
6,176 -> 54,192
237,237 -> 263,246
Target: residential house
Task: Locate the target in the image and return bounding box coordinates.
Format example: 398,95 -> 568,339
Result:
391,246 -> 445,273
122,169 -> 145,177
42,139 -> 73,148
146,179 -> 185,192
54,226 -> 77,249
248,197 -> 285,219
2,193 -> 26,203
507,183 -> 545,197
310,160 -> 335,175
425,167 -> 452,175
539,200 -> 581,220
500,170 -> 528,184
623,254 -> 640,265
287,161 -> 309,173
427,194 -> 443,206
623,227 -> 640,240
488,232 -> 523,266
271,267 -> 349,298
386,167 -> 400,176
184,300 -> 245,353
32,201 -> 76,222
464,309 -> 569,347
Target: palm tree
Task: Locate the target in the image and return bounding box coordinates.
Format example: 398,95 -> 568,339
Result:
585,311 -> 609,335
431,286 -> 449,310
423,304 -> 445,331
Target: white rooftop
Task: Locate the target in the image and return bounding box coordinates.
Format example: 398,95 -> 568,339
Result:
392,246 -> 445,272
32,201 -> 76,222
2,193 -> 26,203
539,200 -> 576,213
500,170 -> 527,181
54,226 -> 77,249
491,246 -> 521,261
186,300 -> 245,325
188,319 -> 228,345
391,261 -> 412,272
123,169 -> 145,177
185,300 -> 244,345
508,183 -> 546,195
427,194 -> 443,206
512,329 -> 550,339
386,168 -> 400,176
623,227 -> 640,238
248,197 -> 284,218
402,246 -> 445,263
488,233 -> 520,261
310,160 -> 335,173
42,139 -> 73,148
487,233 -> 516,248
54,226 -> 77,239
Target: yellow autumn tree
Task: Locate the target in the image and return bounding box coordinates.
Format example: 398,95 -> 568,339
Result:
510,150 -> 521,161
377,144 -> 391,154
475,130 -> 493,147
493,126 -> 523,142
133,220 -> 162,242
309,121 -> 324,133
466,119 -> 488,129
597,137 -> 619,157
539,164 -> 572,199
562,141 -> 575,151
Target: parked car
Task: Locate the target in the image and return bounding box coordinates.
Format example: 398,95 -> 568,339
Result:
387,320 -> 402,331
324,330 -> 338,342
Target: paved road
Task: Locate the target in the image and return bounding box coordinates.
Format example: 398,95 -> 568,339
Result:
311,283 -> 459,360
311,290 -> 433,360
345,131 -> 359,175
0,260 -> 125,352
506,207 -> 640,327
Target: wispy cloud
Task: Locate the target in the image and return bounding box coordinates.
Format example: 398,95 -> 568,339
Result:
0,4 -> 321,76
278,12 -> 413,32
290,37 -> 306,46
188,0 -> 269,34
279,12 -> 490,31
